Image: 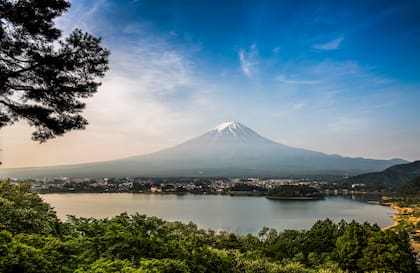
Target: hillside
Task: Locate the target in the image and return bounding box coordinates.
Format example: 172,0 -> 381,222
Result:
342,161 -> 420,190
398,176 -> 420,196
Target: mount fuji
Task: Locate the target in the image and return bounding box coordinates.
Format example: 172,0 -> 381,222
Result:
0,121 -> 407,178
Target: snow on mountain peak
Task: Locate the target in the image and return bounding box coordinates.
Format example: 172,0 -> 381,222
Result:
204,121 -> 274,144
215,121 -> 249,136
215,121 -> 241,132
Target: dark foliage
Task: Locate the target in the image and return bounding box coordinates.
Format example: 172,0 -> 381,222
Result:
229,184 -> 264,192
398,176 -> 420,196
0,0 -> 109,142
267,184 -> 323,198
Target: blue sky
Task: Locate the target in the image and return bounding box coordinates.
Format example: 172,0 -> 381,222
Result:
2,0 -> 420,167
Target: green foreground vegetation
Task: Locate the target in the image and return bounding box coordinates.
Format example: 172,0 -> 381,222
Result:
0,181 -> 418,273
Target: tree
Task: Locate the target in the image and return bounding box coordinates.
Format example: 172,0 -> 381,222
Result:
0,0 -> 109,142
335,221 -> 379,272
0,181 -> 59,235
358,230 -> 417,273
139,258 -> 190,273
264,229 -> 305,261
75,258 -> 139,273
305,219 -> 338,255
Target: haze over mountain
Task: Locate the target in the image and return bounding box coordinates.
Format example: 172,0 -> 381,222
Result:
0,122 -> 407,178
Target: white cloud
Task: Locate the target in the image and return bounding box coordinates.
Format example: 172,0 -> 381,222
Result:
313,36 -> 344,50
239,44 -> 259,77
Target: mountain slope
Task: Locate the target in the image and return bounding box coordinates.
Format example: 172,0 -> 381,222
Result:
398,176 -> 420,195
0,121 -> 408,178
342,161 -> 420,190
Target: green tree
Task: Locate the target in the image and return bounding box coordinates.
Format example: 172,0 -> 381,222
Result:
265,230 -> 305,261
358,230 -> 417,273
0,230 -> 13,272
139,258 -> 190,273
0,0 -> 109,142
75,258 -> 140,273
335,221 -> 379,272
0,181 -> 59,234
305,219 -> 339,254
1,233 -> 83,273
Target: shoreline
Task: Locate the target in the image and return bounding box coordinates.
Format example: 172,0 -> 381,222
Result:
380,201 -> 420,260
381,202 -> 402,231
381,202 -> 418,230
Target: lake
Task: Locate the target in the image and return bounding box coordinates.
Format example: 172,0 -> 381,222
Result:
41,193 -> 395,234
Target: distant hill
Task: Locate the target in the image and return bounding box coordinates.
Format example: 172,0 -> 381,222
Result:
398,176 -> 420,196
0,121 -> 408,179
342,161 -> 420,190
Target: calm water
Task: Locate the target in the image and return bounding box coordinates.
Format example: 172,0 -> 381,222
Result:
41,193 -> 395,234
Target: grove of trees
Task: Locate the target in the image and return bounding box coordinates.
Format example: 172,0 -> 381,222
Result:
267,185 -> 324,199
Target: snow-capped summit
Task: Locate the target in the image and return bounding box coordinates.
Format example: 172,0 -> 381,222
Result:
204,121 -> 273,143
214,121 -> 249,136
215,121 -> 241,133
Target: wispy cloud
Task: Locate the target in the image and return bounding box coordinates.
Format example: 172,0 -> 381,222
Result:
273,59 -> 399,119
276,74 -> 320,85
327,116 -> 370,132
313,36 -> 344,50
86,34 -> 218,145
293,102 -> 306,110
54,0 -> 108,34
239,44 -> 259,77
